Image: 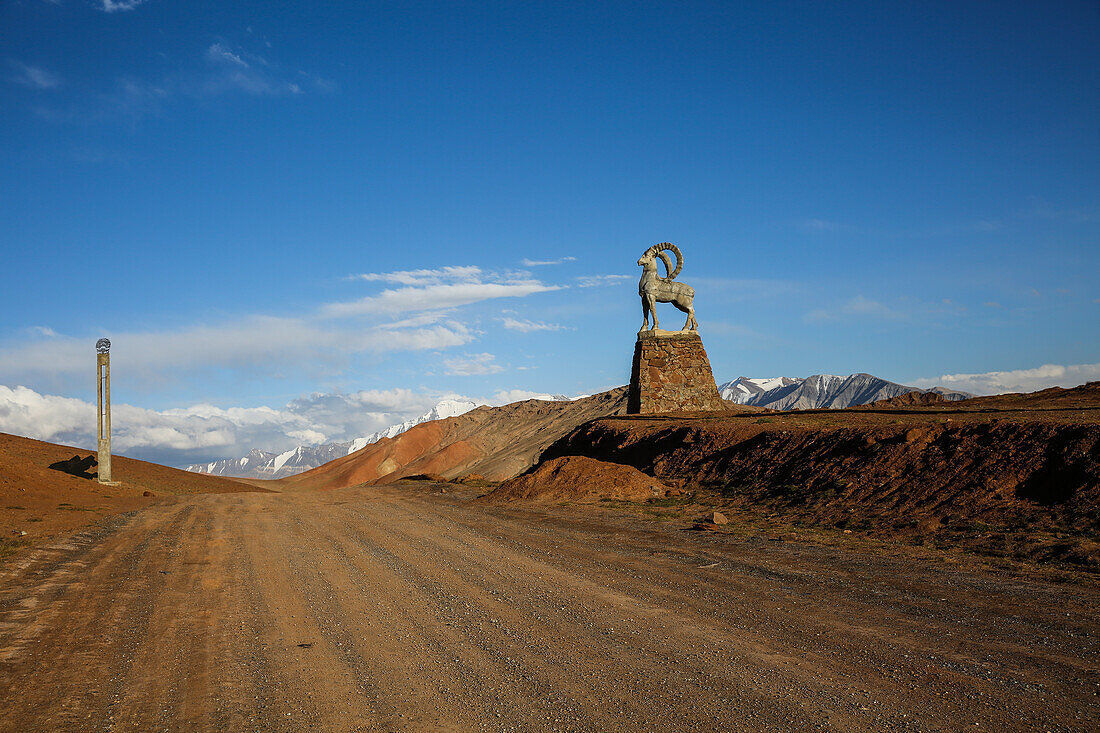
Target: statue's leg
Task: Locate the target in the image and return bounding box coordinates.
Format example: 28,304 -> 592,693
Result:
647,295 -> 658,330
674,297 -> 694,331
640,297 -> 650,331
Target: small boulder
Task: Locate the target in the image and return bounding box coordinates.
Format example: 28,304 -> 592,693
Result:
142,490 -> 155,497
708,511 -> 728,525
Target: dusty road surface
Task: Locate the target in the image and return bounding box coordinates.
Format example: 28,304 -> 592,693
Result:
0,486 -> 1097,732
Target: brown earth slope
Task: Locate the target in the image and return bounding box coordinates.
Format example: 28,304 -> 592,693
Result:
538,383 -> 1100,568
279,388 -> 629,491
481,455 -> 669,504
0,432 -> 265,558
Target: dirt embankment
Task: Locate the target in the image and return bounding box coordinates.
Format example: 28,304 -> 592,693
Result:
481,455 -> 668,504
0,431 -> 265,559
278,388 -> 628,491
539,384 -> 1100,568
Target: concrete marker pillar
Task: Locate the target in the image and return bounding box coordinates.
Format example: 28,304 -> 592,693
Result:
95,338 -> 118,485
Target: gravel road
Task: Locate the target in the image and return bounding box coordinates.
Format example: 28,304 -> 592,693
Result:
0,486 -> 1096,731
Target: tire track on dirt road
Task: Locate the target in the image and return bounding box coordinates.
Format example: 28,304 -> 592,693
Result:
0,487 -> 1096,732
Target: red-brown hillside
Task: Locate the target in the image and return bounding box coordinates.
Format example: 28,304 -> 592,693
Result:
0,432 -> 264,557
480,455 -> 669,504
278,388 -> 629,491
537,383 -> 1100,567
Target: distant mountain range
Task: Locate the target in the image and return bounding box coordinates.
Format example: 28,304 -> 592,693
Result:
717,374 -> 973,410
187,398 -> 486,479
188,374 -> 972,479
186,396 -> 574,480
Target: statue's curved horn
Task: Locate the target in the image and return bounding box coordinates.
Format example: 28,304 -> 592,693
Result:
655,242 -> 683,280
657,250 -> 674,279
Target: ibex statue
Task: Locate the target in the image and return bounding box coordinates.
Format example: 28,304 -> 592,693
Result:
637,242 -> 698,332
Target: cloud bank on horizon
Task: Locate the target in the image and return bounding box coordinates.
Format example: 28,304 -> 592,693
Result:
912,362 -> 1100,397
0,383 -> 573,467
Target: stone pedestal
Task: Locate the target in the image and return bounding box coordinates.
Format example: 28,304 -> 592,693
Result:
627,330 -> 726,414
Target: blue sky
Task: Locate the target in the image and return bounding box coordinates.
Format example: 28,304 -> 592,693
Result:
2,1 -> 1098,464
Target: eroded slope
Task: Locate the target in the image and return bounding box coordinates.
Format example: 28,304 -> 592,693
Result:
538,383 -> 1100,567
279,388 -> 628,490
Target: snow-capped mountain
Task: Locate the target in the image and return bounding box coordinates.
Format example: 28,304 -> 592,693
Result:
187,398 -> 486,479
188,442 -> 359,480
718,374 -> 973,410
718,376 -> 801,404
185,396 -> 588,479
344,398 -> 484,454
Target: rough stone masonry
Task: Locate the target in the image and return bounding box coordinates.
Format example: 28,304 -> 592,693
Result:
627,330 -> 726,414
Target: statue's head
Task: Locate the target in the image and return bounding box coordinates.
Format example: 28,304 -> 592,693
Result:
638,243 -> 682,280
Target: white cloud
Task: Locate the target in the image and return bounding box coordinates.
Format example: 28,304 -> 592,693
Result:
490,389 -> 563,403
351,266 -> 484,285
207,43 -> 249,68
286,429 -> 326,444
325,282 -> 559,317
201,42 -> 328,97
576,274 -> 631,288
327,267 -> 559,317
10,62 -> 60,90
444,353 -> 504,376
100,0 -> 148,11
521,257 -> 576,266
0,262 -> 563,388
805,295 -> 904,323
0,315 -> 473,386
912,361 -> 1100,396
499,317 -> 564,333
0,381 -> 608,468
0,384 -> 460,466
806,294 -> 970,324
0,386 -> 92,448
30,42 -> 332,124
